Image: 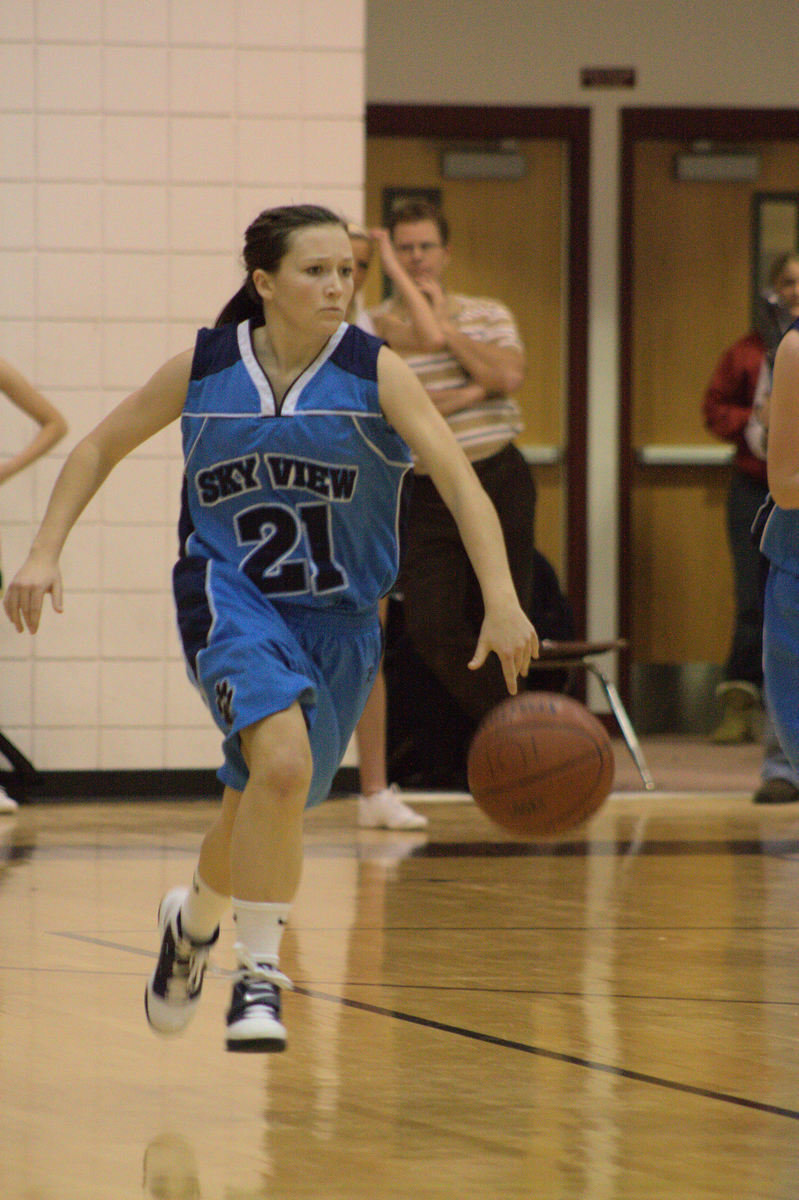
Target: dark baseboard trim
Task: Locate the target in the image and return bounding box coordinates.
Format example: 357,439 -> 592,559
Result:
332,766 -> 358,796
1,765 -> 361,804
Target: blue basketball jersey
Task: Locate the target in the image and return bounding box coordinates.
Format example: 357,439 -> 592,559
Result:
178,319 -> 412,614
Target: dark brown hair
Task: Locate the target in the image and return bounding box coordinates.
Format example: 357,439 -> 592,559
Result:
386,197 -> 449,247
215,204 -> 346,327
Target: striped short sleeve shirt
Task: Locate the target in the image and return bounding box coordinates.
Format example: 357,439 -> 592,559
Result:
369,293 -> 525,468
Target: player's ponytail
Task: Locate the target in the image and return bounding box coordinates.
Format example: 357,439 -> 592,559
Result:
214,280 -> 262,328
215,204 -> 346,328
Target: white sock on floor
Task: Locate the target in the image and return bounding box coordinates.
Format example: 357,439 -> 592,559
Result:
180,871 -> 229,942
232,899 -> 290,967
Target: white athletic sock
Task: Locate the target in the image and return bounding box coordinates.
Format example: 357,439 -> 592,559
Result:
232,898 -> 290,968
180,871 -> 228,942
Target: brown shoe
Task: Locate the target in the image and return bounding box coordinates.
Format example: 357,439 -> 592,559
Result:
709,681 -> 760,745
752,778 -> 799,805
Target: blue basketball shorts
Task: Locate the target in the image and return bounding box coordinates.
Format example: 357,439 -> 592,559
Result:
173,556 -> 381,806
763,561 -> 799,775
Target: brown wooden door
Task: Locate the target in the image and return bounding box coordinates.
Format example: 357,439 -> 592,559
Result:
627,132 -> 799,667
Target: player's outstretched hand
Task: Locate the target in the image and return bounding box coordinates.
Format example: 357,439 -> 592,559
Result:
468,602 -> 539,695
4,553 -> 63,634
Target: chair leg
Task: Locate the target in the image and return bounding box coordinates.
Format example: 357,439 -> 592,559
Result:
586,665 -> 656,791
0,730 -> 40,784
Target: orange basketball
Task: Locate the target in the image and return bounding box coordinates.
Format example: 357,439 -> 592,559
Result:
467,692 -> 614,838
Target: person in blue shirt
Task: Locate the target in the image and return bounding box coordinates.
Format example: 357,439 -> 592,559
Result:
3,205 -> 537,1053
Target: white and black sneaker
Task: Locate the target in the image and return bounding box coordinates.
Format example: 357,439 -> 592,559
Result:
145,887 -> 219,1036
225,946 -> 292,1053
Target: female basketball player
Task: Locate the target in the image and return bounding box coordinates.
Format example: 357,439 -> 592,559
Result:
3,205 -> 537,1053
760,316 -> 799,776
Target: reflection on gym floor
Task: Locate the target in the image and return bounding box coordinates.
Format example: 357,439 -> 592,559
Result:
1,777 -> 798,1199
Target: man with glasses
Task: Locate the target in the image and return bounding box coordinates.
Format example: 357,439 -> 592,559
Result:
367,198 -> 536,787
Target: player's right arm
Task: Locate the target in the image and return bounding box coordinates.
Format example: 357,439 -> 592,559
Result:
4,350 -> 192,634
377,346 -> 537,693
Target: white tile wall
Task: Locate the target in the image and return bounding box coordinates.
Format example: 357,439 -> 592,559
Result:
59,524 -> 102,592
99,726 -> 165,769
1,184 -> 36,247
0,463 -> 36,524
0,0 -> 366,773
165,659 -> 210,727
302,52 -> 363,118
35,727 -> 98,771
168,253 -> 238,322
103,116 -> 169,181
2,322 -> 35,374
44,390 -> 105,450
32,592 -> 102,660
99,458 -> 171,523
33,659 -> 100,727
103,48 -> 169,113
0,253 -> 35,318
103,187 -> 169,251
36,322 -> 103,387
304,0 -> 365,48
238,2 -> 301,49
236,118 -> 304,185
303,119 -> 364,185
37,252 -> 103,320
101,323 -> 169,389
0,661 -> 34,726
0,114 -> 35,175
38,184 -> 104,250
163,725 -> 226,770
36,45 -> 103,111
100,592 -> 169,659
168,187 -> 237,252
99,660 -> 166,726
169,49 -> 237,113
169,0 -> 237,46
0,43 -> 34,110
100,525 -> 170,592
36,0 -> 102,42
103,1 -> 169,45
170,117 -> 236,183
236,51 -> 304,117
102,254 -> 169,320
0,8 -> 34,39
37,114 -> 104,179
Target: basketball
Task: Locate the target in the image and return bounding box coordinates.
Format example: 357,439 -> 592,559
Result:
467,692 -> 614,838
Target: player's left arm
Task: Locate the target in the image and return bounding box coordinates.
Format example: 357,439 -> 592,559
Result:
768,328 -> 799,509
377,347 -> 537,691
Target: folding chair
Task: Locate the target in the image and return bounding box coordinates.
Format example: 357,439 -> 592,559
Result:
0,729 -> 41,798
533,639 -> 655,791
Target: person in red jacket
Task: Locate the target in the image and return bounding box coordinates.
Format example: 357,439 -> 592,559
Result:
703,253 -> 799,755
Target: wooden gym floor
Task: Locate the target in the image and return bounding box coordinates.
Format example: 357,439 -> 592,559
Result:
1,735 -> 797,1199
